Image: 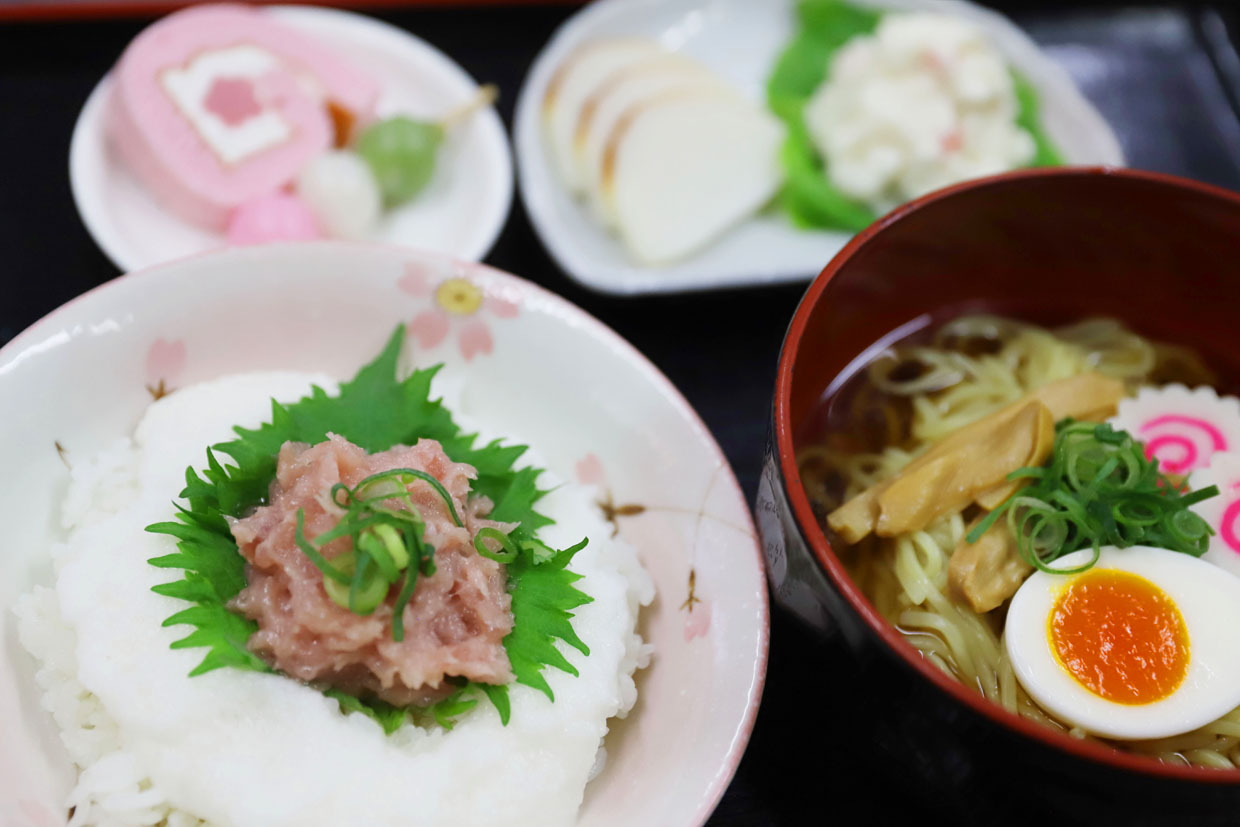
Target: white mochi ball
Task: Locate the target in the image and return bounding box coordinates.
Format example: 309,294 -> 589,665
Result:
296,150 -> 382,240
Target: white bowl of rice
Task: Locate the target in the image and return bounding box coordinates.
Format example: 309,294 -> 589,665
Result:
0,243 -> 768,827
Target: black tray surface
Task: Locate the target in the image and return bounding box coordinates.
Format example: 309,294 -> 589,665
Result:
3,3 -> 1239,824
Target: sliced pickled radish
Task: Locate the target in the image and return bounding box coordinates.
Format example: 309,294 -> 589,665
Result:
573,54 -> 725,221
602,90 -> 783,264
541,37 -> 663,192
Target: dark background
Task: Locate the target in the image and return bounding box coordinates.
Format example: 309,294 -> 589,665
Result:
3,2 -> 1240,824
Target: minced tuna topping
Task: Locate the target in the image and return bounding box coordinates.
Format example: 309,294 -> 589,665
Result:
229,434 -> 514,706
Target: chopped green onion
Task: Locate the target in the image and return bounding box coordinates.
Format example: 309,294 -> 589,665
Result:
391,554 -> 421,643
473,527 -> 519,563
296,465 -> 459,638
348,553 -> 374,614
323,573 -> 351,607
330,482 -> 352,509
357,530 -> 400,583
353,468 -> 464,527
294,510 -> 352,585
967,419 -> 1218,574
372,523 -> 410,569
1180,486 -> 1221,507
311,512 -> 388,546
321,551 -> 387,615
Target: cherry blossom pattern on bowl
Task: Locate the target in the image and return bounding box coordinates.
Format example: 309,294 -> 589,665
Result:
398,260 -> 521,362
0,241 -> 767,827
571,452 -> 748,643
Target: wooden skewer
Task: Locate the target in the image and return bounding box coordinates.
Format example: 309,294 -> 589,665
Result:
441,84 -> 499,131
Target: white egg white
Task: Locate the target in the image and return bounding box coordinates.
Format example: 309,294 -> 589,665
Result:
1005,545 -> 1240,740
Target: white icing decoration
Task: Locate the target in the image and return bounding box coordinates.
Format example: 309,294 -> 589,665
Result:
160,45 -> 292,166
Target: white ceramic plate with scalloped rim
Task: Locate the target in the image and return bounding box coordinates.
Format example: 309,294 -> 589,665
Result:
0,243 -> 767,827
70,6 -> 513,273
513,0 -> 1124,295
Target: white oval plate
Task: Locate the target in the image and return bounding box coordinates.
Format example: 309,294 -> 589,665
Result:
70,6 -> 513,273
513,0 -> 1124,295
0,243 -> 767,827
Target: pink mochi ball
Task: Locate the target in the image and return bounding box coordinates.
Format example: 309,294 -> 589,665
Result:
226,193 -> 322,245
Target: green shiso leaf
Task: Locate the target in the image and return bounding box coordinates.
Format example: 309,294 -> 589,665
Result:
480,683 -> 512,726
503,538 -> 593,701
428,686 -> 480,731
324,689 -> 409,736
766,0 -> 1066,232
145,325 -> 592,732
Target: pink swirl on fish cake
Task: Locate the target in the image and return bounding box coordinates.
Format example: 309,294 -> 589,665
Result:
1110,384 -> 1240,476
1188,454 -> 1240,578
1139,414 -> 1227,473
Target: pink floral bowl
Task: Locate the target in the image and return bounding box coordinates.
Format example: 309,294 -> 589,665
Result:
0,243 -> 768,827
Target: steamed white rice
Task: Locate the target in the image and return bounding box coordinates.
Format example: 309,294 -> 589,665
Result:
15,372 -> 653,827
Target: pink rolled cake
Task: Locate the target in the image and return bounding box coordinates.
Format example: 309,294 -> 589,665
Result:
107,4 -> 379,230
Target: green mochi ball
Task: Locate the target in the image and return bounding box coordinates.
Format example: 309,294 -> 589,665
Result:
355,117 -> 444,207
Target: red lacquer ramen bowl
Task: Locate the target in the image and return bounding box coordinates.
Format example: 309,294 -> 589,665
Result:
756,167 -> 1240,820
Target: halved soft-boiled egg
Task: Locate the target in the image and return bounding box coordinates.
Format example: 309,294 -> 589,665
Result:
1005,545 -> 1240,740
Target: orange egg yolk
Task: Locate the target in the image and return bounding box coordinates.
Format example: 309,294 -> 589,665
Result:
1049,569 -> 1189,705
